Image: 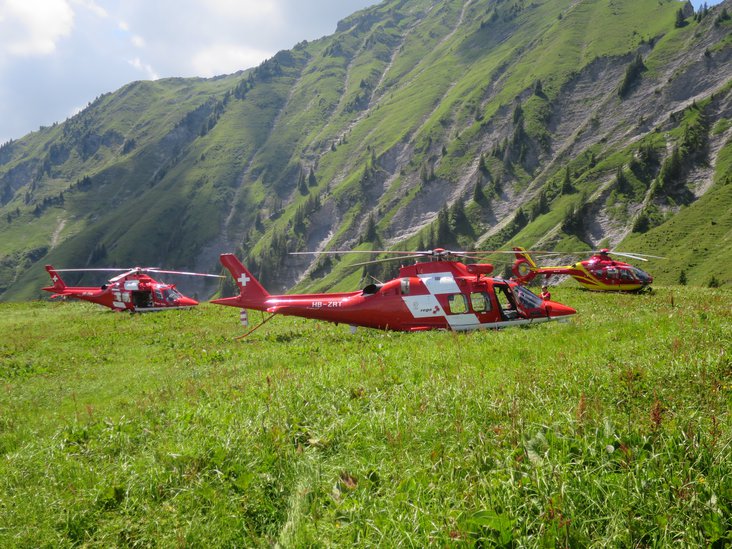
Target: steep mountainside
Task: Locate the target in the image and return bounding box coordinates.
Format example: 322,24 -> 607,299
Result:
1,0 -> 730,300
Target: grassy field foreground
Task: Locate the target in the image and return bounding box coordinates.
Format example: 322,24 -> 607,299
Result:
1,287 -> 731,546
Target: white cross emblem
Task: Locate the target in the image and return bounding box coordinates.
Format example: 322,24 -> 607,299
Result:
52,275 -> 58,283
238,273 -> 251,287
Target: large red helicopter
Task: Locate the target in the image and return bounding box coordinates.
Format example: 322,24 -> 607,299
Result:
212,248 -> 576,335
511,247 -> 662,292
43,265 -> 223,312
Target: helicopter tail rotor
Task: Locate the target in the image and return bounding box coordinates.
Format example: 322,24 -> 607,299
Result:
511,247 -> 539,283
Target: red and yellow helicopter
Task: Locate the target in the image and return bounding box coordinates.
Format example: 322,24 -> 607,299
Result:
43,265 -> 223,312
212,248 -> 577,335
511,247 -> 662,292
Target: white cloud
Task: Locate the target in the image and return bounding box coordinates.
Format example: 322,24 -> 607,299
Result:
191,44 -> 274,77
0,0 -> 382,142
203,0 -> 283,23
128,57 -> 159,80
72,0 -> 107,19
0,0 -> 74,57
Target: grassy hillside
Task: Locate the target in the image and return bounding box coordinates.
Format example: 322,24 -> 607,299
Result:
0,0 -> 731,300
1,287 -> 730,545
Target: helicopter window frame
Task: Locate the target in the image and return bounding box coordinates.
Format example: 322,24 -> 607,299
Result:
163,288 -> 182,303
629,267 -> 650,282
470,292 -> 492,313
400,278 -> 410,295
447,293 -> 468,314
513,285 -> 544,309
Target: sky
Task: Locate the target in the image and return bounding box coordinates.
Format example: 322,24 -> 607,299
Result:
0,0 -> 723,145
0,0 -> 380,144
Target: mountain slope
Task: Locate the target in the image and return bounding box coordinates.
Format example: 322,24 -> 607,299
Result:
1,0 -> 730,300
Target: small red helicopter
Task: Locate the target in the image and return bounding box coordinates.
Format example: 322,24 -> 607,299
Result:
212,248 -> 577,335
511,247 -> 662,292
43,265 -> 223,312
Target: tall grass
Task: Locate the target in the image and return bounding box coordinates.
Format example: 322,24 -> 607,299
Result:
1,285 -> 730,546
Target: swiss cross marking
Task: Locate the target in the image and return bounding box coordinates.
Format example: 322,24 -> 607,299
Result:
238,273 -> 251,287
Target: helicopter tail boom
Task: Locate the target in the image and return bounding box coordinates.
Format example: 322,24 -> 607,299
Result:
212,253 -> 270,310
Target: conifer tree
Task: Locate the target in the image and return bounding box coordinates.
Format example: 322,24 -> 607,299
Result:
473,179 -> 486,203
615,166 -> 630,194
675,8 -> 686,27
436,206 -> 451,244
561,166 -> 574,194
297,169 -> 308,194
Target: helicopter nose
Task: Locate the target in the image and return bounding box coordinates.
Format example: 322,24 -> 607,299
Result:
545,301 -> 576,318
179,296 -> 199,307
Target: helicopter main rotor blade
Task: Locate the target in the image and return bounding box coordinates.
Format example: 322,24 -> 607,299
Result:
109,269 -> 141,282
608,252 -> 648,262
290,249 -> 427,256
609,251 -> 666,261
54,267 -> 134,272
351,255 -> 427,267
145,269 -> 224,278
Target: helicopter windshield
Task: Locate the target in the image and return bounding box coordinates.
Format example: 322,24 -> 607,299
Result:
162,288 -> 182,303
513,285 -> 544,309
629,267 -> 651,283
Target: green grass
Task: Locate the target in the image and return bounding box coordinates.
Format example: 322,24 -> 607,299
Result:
2,0 -> 727,303
2,286 -> 731,546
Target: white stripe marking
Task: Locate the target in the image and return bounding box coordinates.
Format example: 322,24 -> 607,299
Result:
403,295 -> 443,318
418,273 -> 460,294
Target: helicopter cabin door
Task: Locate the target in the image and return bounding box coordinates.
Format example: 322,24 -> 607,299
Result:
124,280 -> 152,309
492,282 -> 520,320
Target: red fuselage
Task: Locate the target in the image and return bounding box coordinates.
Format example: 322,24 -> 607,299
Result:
213,255 -> 576,332
43,267 -> 198,312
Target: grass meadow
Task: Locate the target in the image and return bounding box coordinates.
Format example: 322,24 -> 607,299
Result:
1,286 -> 731,546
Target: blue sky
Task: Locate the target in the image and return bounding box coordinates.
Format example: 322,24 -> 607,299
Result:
0,0 -> 724,144
0,0 -> 380,144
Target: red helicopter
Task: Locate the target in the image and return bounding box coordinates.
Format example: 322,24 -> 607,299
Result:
511,247 -> 662,292
43,265 -> 223,312
212,248 -> 577,335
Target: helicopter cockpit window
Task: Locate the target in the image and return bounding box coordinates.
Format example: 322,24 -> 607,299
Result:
606,268 -> 618,279
400,278 -> 410,295
447,294 -> 468,314
630,267 -> 650,283
470,292 -> 492,313
163,288 -> 182,303
619,269 -> 632,280
514,285 -> 544,309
